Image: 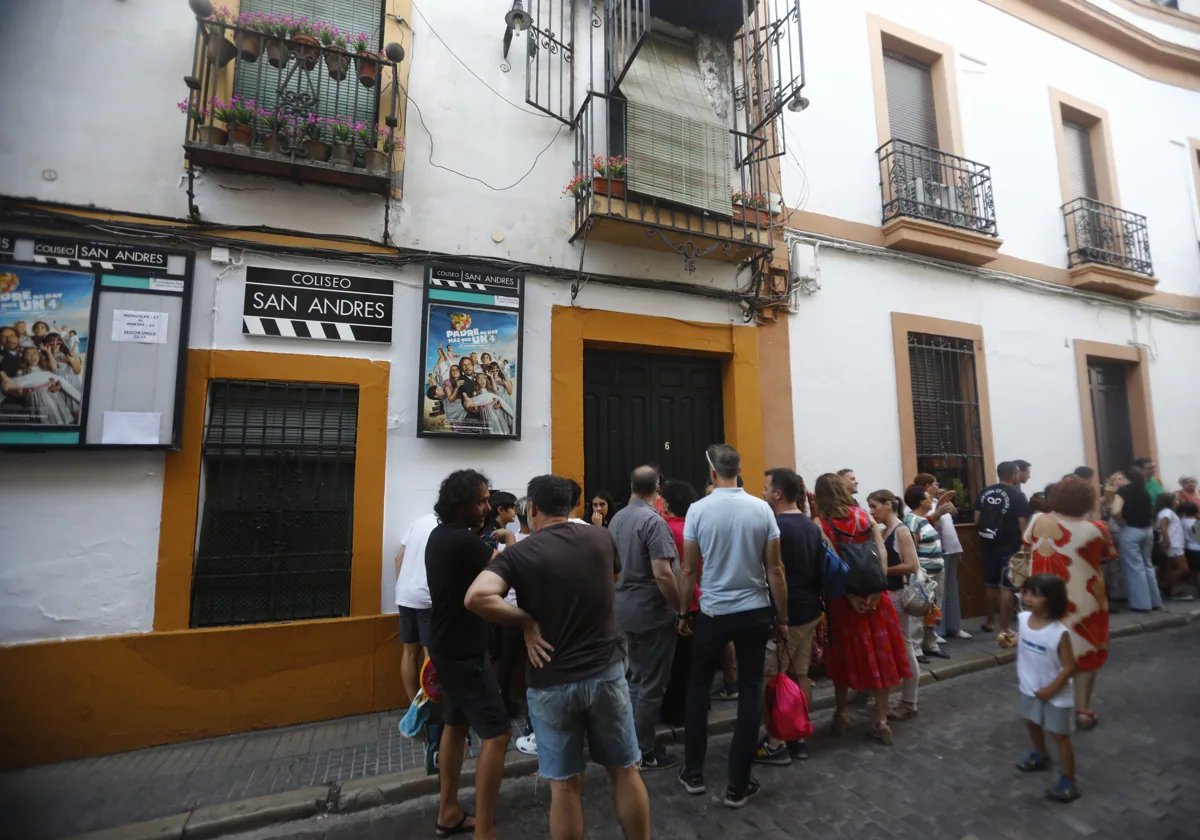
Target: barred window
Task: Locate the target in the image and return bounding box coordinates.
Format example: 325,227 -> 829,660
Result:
908,333 -> 985,520
190,380 -> 358,628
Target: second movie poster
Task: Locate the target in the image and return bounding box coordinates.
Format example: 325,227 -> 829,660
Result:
418,264 -> 523,439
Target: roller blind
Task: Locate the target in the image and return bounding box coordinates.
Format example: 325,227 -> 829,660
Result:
883,50 -> 938,149
618,36 -> 731,216
1063,120 -> 1099,201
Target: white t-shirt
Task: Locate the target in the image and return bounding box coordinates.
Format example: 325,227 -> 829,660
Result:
1016,612 -> 1073,708
936,512 -> 963,554
1182,517 -> 1200,552
496,532 -> 528,605
1157,508 -> 1185,556
395,513 -> 438,609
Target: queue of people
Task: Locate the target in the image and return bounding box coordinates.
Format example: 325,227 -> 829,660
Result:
393,450 -> 1194,836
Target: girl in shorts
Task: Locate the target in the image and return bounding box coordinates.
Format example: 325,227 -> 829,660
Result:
1015,573 -> 1080,802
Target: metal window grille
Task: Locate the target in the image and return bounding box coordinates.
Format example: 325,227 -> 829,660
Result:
190,380 -> 358,628
908,333 -> 985,519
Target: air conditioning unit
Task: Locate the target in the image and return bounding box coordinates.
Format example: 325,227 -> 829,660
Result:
908,176 -> 967,227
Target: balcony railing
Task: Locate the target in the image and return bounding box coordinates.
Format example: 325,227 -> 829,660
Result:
569,92 -> 773,268
877,139 -> 998,237
181,18 -> 402,196
1063,197 -> 1153,276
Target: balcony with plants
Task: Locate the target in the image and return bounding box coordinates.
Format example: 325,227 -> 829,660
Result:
1061,197 -> 1156,299
180,3 -> 406,207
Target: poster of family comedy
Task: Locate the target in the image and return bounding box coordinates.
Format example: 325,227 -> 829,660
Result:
420,302 -> 521,438
0,264 -> 94,428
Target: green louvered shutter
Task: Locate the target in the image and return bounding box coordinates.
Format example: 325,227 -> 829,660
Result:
236,0 -> 382,128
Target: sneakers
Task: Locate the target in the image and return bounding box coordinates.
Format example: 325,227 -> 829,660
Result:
515,733 -> 537,756
753,738 -> 791,766
787,740 -> 809,761
677,770 -> 706,796
639,745 -> 678,771
722,777 -> 761,809
1047,772 -> 1081,802
1016,751 -> 1049,772
710,684 -> 738,701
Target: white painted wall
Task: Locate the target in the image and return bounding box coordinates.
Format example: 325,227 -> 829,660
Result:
787,246 -> 1200,503
780,0 -> 1200,297
1088,0 -> 1200,49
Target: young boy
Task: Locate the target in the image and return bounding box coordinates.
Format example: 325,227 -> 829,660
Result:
1016,573 -> 1080,802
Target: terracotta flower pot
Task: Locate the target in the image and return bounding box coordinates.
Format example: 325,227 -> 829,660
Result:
324,50 -> 351,82
292,33 -> 320,70
262,133 -> 289,156
195,126 -> 228,145
304,138 -> 331,162
356,51 -> 379,88
227,124 -> 254,148
205,32 -> 237,67
330,141 -> 355,166
363,148 -> 388,173
732,205 -> 770,226
593,176 -> 625,198
237,31 -> 262,62
266,38 -> 288,68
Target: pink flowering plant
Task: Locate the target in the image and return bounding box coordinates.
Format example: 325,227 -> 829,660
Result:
205,5 -> 232,35
730,189 -> 768,209
258,107 -> 288,135
329,117 -> 364,144
237,11 -> 267,32
355,123 -> 380,149
563,174 -> 588,199
590,155 -> 627,179
379,127 -> 404,154
212,95 -> 257,126
351,31 -> 373,53
257,12 -> 291,38
177,97 -> 210,125
318,23 -> 348,50
300,113 -> 326,140
289,15 -> 316,38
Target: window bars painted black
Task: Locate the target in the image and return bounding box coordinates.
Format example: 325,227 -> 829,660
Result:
878,139 -> 998,237
908,333 -> 985,521
181,17 -> 402,195
1062,197 -> 1153,276
521,0 -> 576,124
190,380 -> 358,629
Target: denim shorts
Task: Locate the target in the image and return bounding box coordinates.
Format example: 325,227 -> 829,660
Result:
526,660 -> 640,780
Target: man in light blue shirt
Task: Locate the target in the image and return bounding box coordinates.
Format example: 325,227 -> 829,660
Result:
677,444 -> 787,809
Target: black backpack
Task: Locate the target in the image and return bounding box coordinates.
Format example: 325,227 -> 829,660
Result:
833,524 -> 888,596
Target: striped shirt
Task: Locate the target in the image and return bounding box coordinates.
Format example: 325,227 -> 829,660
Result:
904,511 -> 944,571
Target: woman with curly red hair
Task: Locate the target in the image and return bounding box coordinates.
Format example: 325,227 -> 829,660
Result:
1023,477 -> 1115,731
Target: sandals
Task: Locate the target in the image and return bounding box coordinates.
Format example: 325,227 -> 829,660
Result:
1076,710 -> 1099,731
867,723 -> 894,746
886,703 -> 919,722
980,623 -> 995,633
435,813 -> 475,838
1017,751 -> 1049,772
831,712 -> 848,736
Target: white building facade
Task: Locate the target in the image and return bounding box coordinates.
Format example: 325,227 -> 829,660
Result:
0,0 -> 1196,766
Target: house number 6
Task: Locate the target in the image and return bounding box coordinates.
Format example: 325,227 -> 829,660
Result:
664,441 -> 670,450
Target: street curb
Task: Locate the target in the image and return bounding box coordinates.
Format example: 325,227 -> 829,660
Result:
64,609 -> 1200,840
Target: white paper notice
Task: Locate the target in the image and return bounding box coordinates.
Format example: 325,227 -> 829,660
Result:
113,310 -> 169,344
101,411 -> 162,445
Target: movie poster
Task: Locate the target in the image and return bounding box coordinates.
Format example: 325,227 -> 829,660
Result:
0,264 -> 95,428
418,265 -> 523,439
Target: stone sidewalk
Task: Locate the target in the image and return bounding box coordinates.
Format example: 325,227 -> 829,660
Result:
2,607 -> 1193,840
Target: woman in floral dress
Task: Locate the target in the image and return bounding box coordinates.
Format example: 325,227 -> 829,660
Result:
1024,476 -> 1116,730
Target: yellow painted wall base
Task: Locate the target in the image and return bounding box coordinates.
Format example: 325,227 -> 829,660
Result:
0,616 -> 404,769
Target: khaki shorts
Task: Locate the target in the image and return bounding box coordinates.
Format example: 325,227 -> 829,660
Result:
764,616 -> 821,679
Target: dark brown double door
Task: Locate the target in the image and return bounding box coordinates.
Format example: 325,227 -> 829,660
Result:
583,350 -> 724,509
1088,361 -> 1134,482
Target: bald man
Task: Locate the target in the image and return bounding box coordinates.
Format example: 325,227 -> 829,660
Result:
609,464 -> 682,771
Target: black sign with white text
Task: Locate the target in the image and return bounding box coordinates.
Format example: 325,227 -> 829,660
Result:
0,231 -> 186,276
242,267 -> 394,344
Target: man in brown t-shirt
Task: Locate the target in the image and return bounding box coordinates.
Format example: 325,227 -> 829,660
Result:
466,474 -> 650,840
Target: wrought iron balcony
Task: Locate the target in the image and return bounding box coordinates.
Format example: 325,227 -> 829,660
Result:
180,18 -> 403,199
569,92 -> 773,272
878,139 -> 998,237
1063,197 -> 1153,276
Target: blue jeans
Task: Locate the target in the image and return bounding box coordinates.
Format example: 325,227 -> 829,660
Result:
527,660 -> 640,780
1117,525 -> 1162,611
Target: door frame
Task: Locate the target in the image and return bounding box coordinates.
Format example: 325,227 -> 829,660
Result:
1074,339 -> 1157,483
551,305 -> 763,496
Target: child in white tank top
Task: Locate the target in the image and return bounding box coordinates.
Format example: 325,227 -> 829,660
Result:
1015,573 -> 1080,803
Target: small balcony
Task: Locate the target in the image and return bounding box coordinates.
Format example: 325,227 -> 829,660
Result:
877,139 -> 1002,266
180,14 -> 404,202
568,92 -> 773,272
1062,197 -> 1156,299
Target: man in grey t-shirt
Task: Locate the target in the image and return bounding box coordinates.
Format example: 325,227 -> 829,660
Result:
609,465 -> 682,771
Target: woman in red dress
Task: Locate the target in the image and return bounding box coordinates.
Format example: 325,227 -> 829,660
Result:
813,473 -> 912,745
1024,477 -> 1116,730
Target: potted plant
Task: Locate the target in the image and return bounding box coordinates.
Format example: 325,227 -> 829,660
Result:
289,16 -> 321,70
381,126 -> 404,157
300,113 -> 330,161
563,174 -> 587,200
355,124 -> 385,171
328,117 -> 361,166
178,98 -> 226,145
204,6 -> 237,67
318,24 -> 351,81
234,11 -> 264,62
353,33 -> 380,87
731,189 -> 771,226
262,13 -> 292,68
259,108 -> 290,155
213,95 -> 257,148
591,154 -> 627,198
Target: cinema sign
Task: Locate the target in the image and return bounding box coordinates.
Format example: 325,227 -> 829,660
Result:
242,266 -> 394,344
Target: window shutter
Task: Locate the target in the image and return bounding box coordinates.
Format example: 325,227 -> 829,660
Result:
1063,120 -> 1099,201
237,0 -> 382,127
204,380 -> 359,457
883,51 -> 938,149
619,37 -> 732,217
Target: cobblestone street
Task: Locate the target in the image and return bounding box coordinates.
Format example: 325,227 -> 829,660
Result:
244,623 -> 1200,840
